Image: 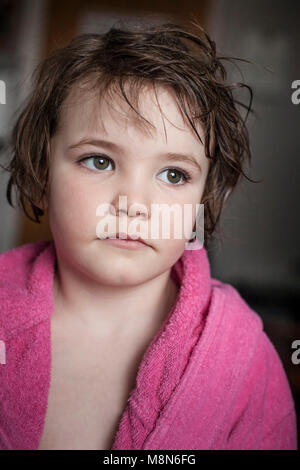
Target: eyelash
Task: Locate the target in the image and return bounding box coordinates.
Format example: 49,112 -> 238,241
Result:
78,154 -> 193,186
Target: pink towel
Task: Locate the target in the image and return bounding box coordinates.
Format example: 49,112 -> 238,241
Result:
0,240 -> 297,449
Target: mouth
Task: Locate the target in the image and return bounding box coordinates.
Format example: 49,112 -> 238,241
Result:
99,232 -> 151,250
115,232 -> 149,245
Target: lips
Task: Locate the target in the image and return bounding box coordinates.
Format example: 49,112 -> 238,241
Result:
114,232 -> 150,246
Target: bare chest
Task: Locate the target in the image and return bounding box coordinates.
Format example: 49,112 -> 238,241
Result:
38,317 -> 148,450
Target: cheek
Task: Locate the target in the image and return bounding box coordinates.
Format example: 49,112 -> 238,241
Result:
48,171 -> 99,239
166,192 -> 201,239
152,237 -> 186,277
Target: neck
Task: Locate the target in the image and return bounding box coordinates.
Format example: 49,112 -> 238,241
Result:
52,256 -> 179,341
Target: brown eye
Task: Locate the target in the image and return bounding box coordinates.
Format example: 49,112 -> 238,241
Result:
93,156 -> 110,170
167,169 -> 182,184
80,155 -> 113,171
159,168 -> 188,186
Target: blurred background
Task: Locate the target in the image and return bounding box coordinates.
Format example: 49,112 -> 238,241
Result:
0,0 -> 299,447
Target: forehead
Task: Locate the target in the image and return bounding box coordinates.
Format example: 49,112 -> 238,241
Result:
56,80 -> 205,146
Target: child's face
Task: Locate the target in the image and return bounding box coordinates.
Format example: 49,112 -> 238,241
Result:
47,83 -> 209,286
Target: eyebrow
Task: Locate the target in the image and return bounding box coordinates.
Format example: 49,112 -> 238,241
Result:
68,138 -> 203,173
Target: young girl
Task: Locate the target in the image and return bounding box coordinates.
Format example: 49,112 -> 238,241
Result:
0,21 -> 297,450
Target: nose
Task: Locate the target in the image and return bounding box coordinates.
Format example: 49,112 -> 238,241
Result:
112,173 -> 152,223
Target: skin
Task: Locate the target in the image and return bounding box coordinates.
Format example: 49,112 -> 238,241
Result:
44,82 -> 210,342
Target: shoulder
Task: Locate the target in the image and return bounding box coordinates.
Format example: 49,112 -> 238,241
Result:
0,240 -> 54,338
192,277 -> 266,387
225,320 -> 297,448
209,278 -> 291,388
209,277 -> 264,344
206,278 -> 296,447
0,240 -> 51,287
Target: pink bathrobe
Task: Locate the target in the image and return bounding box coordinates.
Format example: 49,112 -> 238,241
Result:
0,240 -> 297,450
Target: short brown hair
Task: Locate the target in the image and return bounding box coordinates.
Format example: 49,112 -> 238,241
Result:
1,19 -> 255,248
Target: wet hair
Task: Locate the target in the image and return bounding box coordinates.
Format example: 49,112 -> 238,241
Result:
1,18 -> 255,249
